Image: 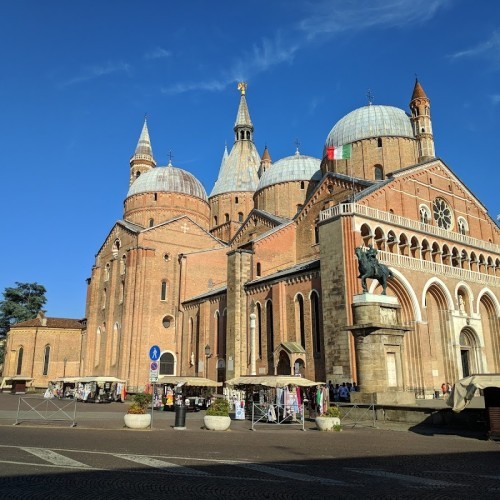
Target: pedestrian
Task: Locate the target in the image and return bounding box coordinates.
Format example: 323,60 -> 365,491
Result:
441,382 -> 447,397
446,382 -> 452,394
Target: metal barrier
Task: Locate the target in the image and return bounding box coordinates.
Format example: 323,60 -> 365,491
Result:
14,397 -> 77,427
335,402 -> 376,428
250,402 -> 306,431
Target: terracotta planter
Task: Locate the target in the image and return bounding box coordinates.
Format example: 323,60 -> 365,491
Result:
315,416 -> 341,431
203,415 -> 231,431
124,413 -> 151,429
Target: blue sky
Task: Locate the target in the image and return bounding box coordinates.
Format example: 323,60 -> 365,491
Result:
1,0 -> 499,318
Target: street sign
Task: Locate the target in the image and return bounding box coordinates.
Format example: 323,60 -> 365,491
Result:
149,360 -> 159,382
149,345 -> 160,361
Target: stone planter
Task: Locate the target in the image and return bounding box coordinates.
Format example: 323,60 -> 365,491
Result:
124,413 -> 151,429
203,415 -> 231,431
315,416 -> 341,431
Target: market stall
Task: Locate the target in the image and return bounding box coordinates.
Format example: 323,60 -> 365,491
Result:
447,374 -> 500,440
225,376 -> 326,427
156,376 -> 221,411
45,377 -> 79,399
75,376 -> 126,403
1,376 -> 34,395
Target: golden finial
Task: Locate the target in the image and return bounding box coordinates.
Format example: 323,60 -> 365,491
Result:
237,82 -> 247,95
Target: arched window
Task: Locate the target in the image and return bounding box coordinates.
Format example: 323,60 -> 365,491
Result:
111,323 -> 119,366
311,292 -> 321,353
95,328 -> 101,368
102,289 -> 106,309
214,215 -> 218,225
136,171 -> 141,178
374,165 -> 383,180
238,212 -> 244,222
16,347 -> 23,375
159,352 -> 175,375
457,217 -> 468,235
256,303 -> 262,359
161,280 -> 168,301
377,138 -> 382,148
266,301 -> 274,355
104,263 -> 110,281
419,205 -> 431,224
42,345 -> 50,375
119,281 -> 124,303
149,218 -> 154,227
256,263 -> 261,276
235,196 -> 239,204
215,311 -> 221,355
120,255 -> 126,275
225,213 -> 229,223
296,294 -> 305,348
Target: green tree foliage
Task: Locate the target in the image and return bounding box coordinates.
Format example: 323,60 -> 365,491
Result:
0,282 -> 47,338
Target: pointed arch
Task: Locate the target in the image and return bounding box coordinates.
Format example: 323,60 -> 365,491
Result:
421,277 -> 454,311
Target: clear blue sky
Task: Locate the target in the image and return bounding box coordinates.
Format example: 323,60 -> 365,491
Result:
1,0 -> 499,319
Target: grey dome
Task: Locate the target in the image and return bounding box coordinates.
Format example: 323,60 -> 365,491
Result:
127,166 -> 208,201
325,105 -> 414,147
257,152 -> 322,191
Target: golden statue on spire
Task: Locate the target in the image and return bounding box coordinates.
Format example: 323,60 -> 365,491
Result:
237,82 -> 247,95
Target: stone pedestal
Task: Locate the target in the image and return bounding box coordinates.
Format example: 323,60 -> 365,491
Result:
347,294 -> 415,405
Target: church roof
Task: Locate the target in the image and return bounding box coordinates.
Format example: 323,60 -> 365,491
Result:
126,165 -> 208,201
131,118 -> 154,160
411,79 -> 428,101
325,105 -> 414,147
257,151 -> 321,191
12,317 -> 84,329
245,259 -> 320,287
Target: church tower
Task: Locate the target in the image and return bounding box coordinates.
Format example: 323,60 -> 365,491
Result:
258,145 -> 272,177
129,118 -> 156,186
409,79 -> 435,161
209,83 -> 261,242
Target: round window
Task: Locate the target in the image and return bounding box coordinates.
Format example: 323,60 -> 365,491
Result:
162,316 -> 172,328
432,198 -> 453,230
163,253 -> 171,262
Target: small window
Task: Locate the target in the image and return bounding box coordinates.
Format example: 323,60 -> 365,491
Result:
300,181 -> 305,190
161,280 -> 168,301
235,197 -> 239,204
256,263 -> 261,276
214,216 -> 218,225
374,165 -> 383,180
225,213 -> 229,222
136,171 -> 141,178
238,212 -> 244,222
314,225 -> 319,244
154,193 -> 157,201
149,218 -> 154,227
163,253 -> 171,261
43,345 -> 50,376
377,138 -> 382,148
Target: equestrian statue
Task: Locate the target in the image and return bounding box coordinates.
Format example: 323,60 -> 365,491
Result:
354,245 -> 393,295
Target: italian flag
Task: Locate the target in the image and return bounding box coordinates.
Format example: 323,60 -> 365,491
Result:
326,144 -> 352,160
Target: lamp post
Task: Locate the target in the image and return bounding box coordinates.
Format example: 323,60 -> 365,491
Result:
63,357 -> 68,378
205,344 -> 212,379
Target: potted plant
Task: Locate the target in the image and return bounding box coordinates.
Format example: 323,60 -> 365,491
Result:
203,397 -> 231,431
315,405 -> 341,431
124,393 -> 152,429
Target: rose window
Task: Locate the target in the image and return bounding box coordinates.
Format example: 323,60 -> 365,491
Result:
433,198 -> 453,230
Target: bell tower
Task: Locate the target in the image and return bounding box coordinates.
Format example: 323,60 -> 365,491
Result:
410,79 -> 435,161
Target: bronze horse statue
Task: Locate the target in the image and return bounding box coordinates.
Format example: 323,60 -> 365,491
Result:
354,246 -> 393,295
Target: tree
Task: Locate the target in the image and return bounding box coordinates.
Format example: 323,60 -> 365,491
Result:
0,282 -> 47,338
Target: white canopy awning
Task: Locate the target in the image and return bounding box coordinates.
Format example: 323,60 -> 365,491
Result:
157,376 -> 221,387
447,374 -> 500,412
225,376 -> 323,388
76,376 -> 126,384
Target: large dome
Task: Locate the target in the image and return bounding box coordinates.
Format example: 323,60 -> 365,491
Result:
257,152 -> 322,191
126,166 -> 208,201
325,105 -> 414,147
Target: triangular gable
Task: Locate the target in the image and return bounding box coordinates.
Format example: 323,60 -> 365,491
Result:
230,208 -> 289,247
96,219 -> 142,257
143,215 -> 226,246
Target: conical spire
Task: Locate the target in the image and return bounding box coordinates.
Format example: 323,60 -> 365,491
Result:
261,145 -> 271,162
129,117 -> 156,186
134,118 -> 154,159
411,78 -> 427,101
234,82 -> 254,130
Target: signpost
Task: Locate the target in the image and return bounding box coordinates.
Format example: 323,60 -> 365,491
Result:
149,345 -> 161,429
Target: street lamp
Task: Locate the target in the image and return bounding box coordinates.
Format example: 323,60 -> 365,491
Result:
63,357 -> 68,378
205,345 -> 212,379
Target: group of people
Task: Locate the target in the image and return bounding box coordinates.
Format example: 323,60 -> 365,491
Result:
328,381 -> 358,403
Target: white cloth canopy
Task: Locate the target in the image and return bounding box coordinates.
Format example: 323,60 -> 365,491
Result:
225,376 -> 323,388
157,376 -> 221,387
447,374 -> 500,412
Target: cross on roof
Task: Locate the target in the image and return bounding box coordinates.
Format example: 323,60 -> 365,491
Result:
180,222 -> 189,233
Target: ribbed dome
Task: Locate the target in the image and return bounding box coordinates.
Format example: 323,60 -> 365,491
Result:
325,105 -> 414,147
127,166 -> 207,201
257,152 -> 322,190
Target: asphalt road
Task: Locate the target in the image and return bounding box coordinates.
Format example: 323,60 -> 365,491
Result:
0,394 -> 498,498
0,418 -> 499,499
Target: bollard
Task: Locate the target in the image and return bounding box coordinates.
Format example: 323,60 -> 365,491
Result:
174,404 -> 187,430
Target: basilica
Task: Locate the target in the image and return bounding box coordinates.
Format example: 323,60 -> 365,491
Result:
5,80 -> 500,398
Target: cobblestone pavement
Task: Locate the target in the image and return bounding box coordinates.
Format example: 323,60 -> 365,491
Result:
0,394 -> 499,499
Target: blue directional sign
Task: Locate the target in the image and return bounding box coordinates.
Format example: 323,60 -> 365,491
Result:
149,345 -> 160,361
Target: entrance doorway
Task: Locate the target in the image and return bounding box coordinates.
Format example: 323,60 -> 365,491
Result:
276,351 -> 291,375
